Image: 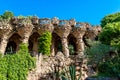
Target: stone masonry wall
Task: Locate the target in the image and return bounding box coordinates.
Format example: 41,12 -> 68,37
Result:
27,52 -> 88,80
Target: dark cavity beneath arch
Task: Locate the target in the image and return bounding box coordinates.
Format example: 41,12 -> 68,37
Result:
29,32 -> 40,56
68,34 -> 77,55
52,33 -> 62,54
5,33 -> 21,54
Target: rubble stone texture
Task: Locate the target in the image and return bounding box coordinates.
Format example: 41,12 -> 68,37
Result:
27,52 -> 88,80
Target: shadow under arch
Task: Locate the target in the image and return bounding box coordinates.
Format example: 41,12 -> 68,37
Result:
5,33 -> 22,54
0,37 -> 1,44
51,32 -> 62,55
68,34 -> 77,55
28,32 -> 40,56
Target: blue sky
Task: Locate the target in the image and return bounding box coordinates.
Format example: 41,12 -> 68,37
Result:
0,0 -> 120,25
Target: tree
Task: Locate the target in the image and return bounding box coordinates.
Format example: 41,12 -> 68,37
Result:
99,22 -> 120,45
38,31 -> 52,56
101,12 -> 120,27
88,12 -> 120,77
99,12 -> 120,50
0,11 -> 14,19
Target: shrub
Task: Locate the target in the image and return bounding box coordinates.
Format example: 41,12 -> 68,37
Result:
0,56 -> 8,80
98,55 -> 120,77
97,11 -> 120,78
60,65 -> 81,80
0,74 -> 6,80
68,44 -> 75,55
84,41 -> 115,64
0,43 -> 36,80
84,40 -> 120,77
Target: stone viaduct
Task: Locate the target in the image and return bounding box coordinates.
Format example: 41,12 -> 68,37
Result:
0,17 -> 101,57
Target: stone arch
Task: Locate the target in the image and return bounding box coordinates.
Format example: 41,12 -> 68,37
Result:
51,32 -> 62,56
68,34 -> 77,55
83,30 -> 96,47
28,32 -> 40,56
5,33 -> 22,54
83,34 -> 90,47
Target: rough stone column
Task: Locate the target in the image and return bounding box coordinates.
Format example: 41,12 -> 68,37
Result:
0,19 -> 13,55
0,37 -> 8,55
21,26 -> 33,44
61,37 -> 69,57
16,18 -> 34,44
51,40 -> 55,56
76,35 -> 84,57
22,36 -> 30,44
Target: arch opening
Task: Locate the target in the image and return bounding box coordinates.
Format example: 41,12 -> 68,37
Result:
28,32 -> 40,56
5,33 -> 21,54
68,34 -> 77,55
52,33 -> 62,55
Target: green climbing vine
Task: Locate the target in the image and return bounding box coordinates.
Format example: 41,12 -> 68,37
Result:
38,31 -> 52,56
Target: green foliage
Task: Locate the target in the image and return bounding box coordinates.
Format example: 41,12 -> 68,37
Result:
58,42 -> 62,52
0,53 -> 2,58
68,44 -> 75,55
61,65 -> 81,80
98,54 -> 120,77
69,65 -> 76,80
0,11 -> 14,20
101,12 -> 120,27
98,13 -> 120,77
0,56 -> 8,80
38,31 -> 52,56
100,12 -> 120,50
0,43 -> 36,80
84,40 -> 120,77
17,43 -> 29,54
0,74 -> 6,80
99,21 -> 120,50
17,15 -> 26,19
0,16 -> 2,20
84,41 -> 115,64
111,37 -> 120,49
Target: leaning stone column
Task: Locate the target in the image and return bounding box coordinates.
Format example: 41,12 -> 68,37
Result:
51,40 -> 55,56
21,26 -> 33,44
61,37 -> 69,57
22,36 -> 30,44
71,22 -> 86,57
76,35 -> 84,57
0,37 -> 8,55
17,18 -> 34,44
0,19 -> 13,55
